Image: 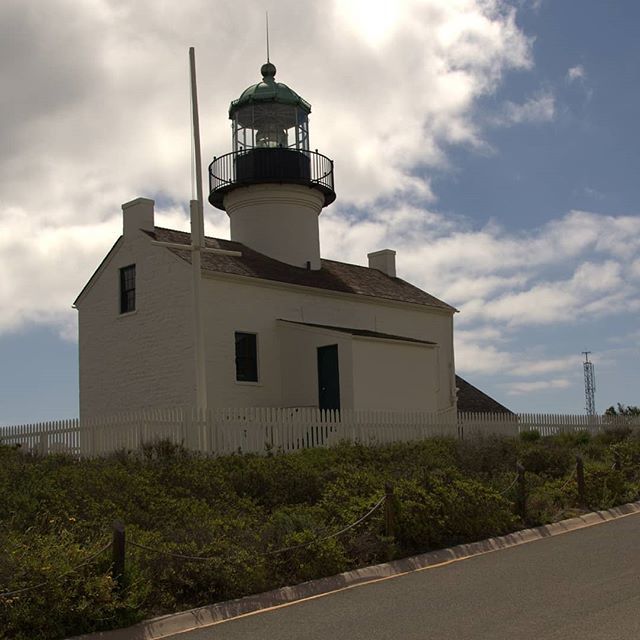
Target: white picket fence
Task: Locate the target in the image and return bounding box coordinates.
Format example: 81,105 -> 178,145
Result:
458,411 -> 640,438
1,407 -> 638,458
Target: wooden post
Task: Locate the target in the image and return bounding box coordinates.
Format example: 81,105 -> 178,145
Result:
613,450 -> 621,472
384,483 -> 396,539
576,455 -> 586,507
516,463 -> 526,522
112,521 -> 125,589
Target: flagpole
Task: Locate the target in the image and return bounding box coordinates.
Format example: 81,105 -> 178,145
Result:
189,47 -> 207,412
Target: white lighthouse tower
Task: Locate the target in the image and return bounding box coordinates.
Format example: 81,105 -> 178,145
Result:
208,61 -> 336,269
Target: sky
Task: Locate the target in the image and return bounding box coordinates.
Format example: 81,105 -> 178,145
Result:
1,0 -> 638,425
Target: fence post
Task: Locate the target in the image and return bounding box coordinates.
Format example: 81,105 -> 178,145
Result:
112,521 -> 126,589
516,463 -> 526,522
384,483 -> 396,539
576,455 -> 586,507
38,432 -> 48,456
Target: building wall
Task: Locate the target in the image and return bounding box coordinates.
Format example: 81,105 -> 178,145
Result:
351,338 -> 438,411
77,229 -> 196,419
78,232 -> 456,417
200,274 -> 456,413
278,321 -> 355,409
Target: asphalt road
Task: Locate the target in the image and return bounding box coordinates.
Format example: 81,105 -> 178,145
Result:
166,513 -> 640,640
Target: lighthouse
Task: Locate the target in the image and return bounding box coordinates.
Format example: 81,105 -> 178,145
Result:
75,53 -> 461,423
208,61 -> 336,270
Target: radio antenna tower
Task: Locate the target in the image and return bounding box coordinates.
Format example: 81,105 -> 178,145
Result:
582,351 -> 596,416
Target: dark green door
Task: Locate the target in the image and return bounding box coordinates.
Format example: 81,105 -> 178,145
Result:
317,345 -> 341,411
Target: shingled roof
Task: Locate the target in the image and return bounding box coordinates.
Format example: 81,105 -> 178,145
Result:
456,375 -> 513,414
147,227 -> 455,312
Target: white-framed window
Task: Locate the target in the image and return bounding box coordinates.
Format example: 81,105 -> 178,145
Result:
119,265 -> 136,314
235,332 -> 258,382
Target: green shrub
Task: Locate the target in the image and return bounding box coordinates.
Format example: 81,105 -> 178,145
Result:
395,471 -> 515,553
519,429 -> 541,442
553,430 -> 591,447
525,474 -> 576,525
518,442 -> 573,478
455,435 -> 518,475
583,463 -> 637,510
593,426 -> 633,445
0,530 -> 138,640
1,431 -> 638,639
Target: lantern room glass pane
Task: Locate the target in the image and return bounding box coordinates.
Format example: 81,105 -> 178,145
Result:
232,104 -> 309,152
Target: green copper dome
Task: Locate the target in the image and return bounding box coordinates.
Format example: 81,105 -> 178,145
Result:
229,62 -> 311,117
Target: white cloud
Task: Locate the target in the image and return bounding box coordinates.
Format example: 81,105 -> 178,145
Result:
0,0 -> 533,215
502,378 -> 571,395
2,0 -> 636,406
465,260 -> 629,328
0,0 -> 539,339
495,90 -> 555,125
454,331 -> 515,375
454,327 -> 582,381
566,65 -> 586,83
509,356 -> 579,378
321,206 -> 640,307
0,210 -> 121,338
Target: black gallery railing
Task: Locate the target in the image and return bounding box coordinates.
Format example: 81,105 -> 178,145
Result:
208,148 -> 336,208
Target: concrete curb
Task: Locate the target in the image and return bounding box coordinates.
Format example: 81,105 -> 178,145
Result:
69,500 -> 640,640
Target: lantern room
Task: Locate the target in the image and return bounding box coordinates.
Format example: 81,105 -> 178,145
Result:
230,62 -> 310,152
208,62 -> 335,210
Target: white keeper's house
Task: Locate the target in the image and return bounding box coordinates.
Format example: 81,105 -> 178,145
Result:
74,61 -> 468,421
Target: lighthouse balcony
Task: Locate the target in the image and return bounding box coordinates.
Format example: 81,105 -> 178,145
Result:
208,148 -> 336,210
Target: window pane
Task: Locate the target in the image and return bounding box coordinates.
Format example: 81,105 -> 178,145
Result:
235,332 -> 258,382
120,265 -> 136,314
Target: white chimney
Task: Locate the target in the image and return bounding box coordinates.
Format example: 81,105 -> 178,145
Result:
123,197 -> 155,237
368,249 -> 396,277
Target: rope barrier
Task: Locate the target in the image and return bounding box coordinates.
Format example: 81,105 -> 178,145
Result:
0,540 -> 112,599
129,494 -> 387,562
496,472 -> 519,495
128,540 -> 221,562
265,494 -> 386,556
559,467 -> 576,491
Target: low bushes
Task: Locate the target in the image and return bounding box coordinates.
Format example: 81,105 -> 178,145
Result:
1,429 -> 639,639
395,472 -> 516,553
